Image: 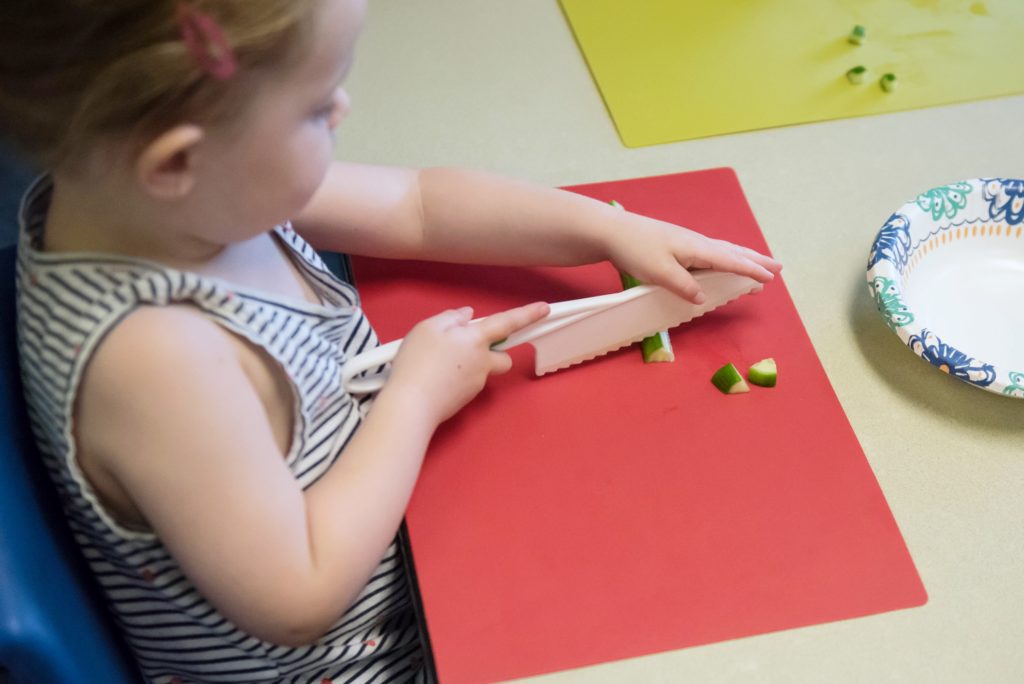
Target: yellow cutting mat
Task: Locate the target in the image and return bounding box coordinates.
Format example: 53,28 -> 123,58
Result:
559,0 -> 1024,147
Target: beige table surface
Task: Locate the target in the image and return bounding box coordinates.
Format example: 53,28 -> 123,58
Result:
338,2 -> 1024,682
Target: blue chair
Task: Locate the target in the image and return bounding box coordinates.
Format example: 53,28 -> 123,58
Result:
0,244 -> 142,683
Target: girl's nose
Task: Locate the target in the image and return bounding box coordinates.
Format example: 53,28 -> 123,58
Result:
328,88 -> 351,131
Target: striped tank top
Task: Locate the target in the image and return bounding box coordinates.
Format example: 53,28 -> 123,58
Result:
15,178 -> 428,684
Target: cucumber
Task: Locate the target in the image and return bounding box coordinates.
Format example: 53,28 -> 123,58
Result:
618,269 -> 676,363
640,330 -> 675,363
747,358 -> 777,387
711,363 -> 750,394
613,199 -> 675,364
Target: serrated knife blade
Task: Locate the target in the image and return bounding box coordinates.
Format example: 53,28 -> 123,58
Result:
508,271 -> 761,375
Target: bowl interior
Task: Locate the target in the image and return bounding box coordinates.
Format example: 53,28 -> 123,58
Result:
900,223 -> 1024,370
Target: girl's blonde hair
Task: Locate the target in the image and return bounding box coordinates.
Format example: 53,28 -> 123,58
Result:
0,0 -> 318,169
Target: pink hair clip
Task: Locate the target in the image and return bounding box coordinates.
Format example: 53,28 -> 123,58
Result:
177,2 -> 238,80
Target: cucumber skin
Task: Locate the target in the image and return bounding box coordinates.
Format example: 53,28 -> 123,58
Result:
640,330 -> 675,363
747,359 -> 777,387
748,371 -> 777,388
711,363 -> 749,394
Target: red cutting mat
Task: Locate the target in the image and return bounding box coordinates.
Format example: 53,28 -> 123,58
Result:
352,168 -> 926,684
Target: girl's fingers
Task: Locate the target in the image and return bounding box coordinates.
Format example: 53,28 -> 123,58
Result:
711,241 -> 782,275
642,260 -> 705,303
686,245 -> 777,283
426,306 -> 474,330
474,301 -> 550,343
664,270 -> 706,304
652,241 -> 781,303
729,245 -> 782,276
488,350 -> 514,375
748,250 -> 783,273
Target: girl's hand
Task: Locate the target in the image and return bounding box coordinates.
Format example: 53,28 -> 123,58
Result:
606,211 -> 782,304
381,301 -> 550,426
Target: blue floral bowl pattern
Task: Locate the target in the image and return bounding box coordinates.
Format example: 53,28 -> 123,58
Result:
866,178 -> 1024,398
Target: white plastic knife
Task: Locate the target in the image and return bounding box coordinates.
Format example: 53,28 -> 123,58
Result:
341,270 -> 761,393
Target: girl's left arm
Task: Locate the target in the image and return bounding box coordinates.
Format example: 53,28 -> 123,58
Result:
294,162 -> 781,302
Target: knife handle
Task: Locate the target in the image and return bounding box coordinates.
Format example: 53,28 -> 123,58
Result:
340,339 -> 402,394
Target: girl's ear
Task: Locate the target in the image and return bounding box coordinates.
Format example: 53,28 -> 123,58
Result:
135,125 -> 205,200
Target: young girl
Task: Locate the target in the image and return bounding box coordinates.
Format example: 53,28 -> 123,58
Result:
2,0 -> 780,682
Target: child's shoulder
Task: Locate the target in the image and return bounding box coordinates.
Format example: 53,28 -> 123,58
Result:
74,298 -> 298,549
77,305 -> 246,450
85,304 -> 244,401
75,303 -> 267,513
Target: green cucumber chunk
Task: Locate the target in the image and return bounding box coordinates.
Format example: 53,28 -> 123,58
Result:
640,330 -> 675,363
711,363 -> 750,394
747,358 -> 777,387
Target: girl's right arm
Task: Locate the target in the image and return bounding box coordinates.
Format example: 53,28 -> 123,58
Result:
75,300 -> 547,646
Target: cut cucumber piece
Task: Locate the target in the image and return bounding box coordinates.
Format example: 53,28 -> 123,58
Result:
640,330 -> 675,363
747,358 -> 777,387
711,363 -> 750,394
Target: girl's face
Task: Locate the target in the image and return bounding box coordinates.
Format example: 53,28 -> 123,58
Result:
191,0 -> 366,241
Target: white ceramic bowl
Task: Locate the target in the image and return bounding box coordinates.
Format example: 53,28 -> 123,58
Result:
866,178 -> 1024,398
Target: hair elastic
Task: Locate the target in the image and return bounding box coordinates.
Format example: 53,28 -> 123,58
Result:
177,2 -> 238,80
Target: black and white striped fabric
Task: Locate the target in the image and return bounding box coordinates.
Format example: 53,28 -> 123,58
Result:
15,177 -> 428,684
